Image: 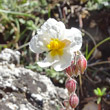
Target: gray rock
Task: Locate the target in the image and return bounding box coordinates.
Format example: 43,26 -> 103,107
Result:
0,48 -> 20,65
56,87 -> 68,100
0,49 -> 67,110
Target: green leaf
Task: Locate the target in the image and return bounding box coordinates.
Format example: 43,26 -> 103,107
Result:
97,88 -> 102,96
46,69 -> 57,78
40,0 -> 47,6
85,43 -> 88,59
19,18 -> 25,24
102,88 -> 107,95
94,89 -> 99,96
97,0 -> 103,3
97,97 -> 101,104
0,9 -> 36,18
48,5 -> 51,18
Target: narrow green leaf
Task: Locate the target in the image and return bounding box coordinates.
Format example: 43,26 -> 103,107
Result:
97,88 -> 102,96
97,97 -> 101,104
94,89 -> 99,96
48,5 -> 51,18
87,37 -> 110,60
0,9 -> 36,18
102,88 -> 107,95
85,43 -> 88,59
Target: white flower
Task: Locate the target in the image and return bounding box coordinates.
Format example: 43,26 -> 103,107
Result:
29,18 -> 82,71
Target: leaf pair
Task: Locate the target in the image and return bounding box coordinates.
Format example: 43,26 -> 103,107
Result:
94,87 -> 107,104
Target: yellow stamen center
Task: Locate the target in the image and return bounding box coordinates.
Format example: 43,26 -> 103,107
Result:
47,38 -> 70,57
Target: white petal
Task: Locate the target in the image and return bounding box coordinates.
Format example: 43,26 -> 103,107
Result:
39,18 -> 65,39
53,49 -> 73,71
29,35 -> 44,53
29,34 -> 51,53
64,28 -> 82,51
37,53 -> 59,68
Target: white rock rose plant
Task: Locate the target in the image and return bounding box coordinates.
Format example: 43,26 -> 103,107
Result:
29,18 -> 87,110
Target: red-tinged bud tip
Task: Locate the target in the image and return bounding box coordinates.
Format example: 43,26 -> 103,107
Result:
77,55 -> 87,74
69,93 -> 79,108
66,61 -> 80,77
66,61 -> 74,76
63,100 -> 69,107
65,78 -> 76,93
66,66 -> 73,76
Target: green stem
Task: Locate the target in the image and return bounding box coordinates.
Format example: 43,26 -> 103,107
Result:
87,37 -> 110,60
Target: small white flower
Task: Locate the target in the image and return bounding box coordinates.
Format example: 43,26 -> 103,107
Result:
29,18 -> 82,71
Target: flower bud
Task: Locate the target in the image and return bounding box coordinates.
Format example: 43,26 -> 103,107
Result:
66,66 -> 73,76
72,64 -> 80,76
66,61 -> 80,77
69,93 -> 79,108
66,61 -> 74,76
63,100 -> 69,107
77,55 -> 87,74
65,78 -> 76,93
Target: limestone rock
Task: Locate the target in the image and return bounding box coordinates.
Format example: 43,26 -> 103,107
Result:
0,48 -> 20,65
0,49 -> 67,110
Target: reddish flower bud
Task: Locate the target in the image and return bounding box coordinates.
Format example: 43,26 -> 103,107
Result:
66,61 -> 80,77
63,100 -> 69,107
72,65 -> 80,76
66,61 -> 74,76
65,78 -> 76,93
69,93 -> 79,108
77,55 -> 87,74
66,66 -> 73,76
